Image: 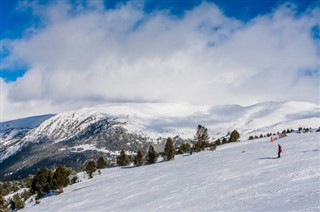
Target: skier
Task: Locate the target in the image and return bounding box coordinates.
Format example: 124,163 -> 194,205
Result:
278,144 -> 282,158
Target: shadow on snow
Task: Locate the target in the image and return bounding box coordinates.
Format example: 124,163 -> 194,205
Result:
258,157 -> 278,160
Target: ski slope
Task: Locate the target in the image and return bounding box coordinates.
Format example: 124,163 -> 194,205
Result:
23,132 -> 320,211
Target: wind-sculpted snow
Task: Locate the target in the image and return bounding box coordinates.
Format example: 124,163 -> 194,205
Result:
22,133 -> 320,211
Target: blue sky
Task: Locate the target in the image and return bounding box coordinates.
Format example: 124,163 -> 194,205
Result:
0,0 -> 319,120
1,0 -> 318,37
1,0 -> 318,81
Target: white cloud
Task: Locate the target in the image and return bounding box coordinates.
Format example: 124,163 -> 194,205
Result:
1,2 -> 319,121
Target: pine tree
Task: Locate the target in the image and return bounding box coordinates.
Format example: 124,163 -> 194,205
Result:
229,130 -> 240,142
12,194 -> 24,210
97,156 -> 107,169
85,160 -> 97,179
146,145 -> 158,164
0,195 -> 9,212
222,137 -> 227,144
23,175 -> 34,188
20,190 -> 32,203
31,168 -> 54,199
177,143 -> 191,154
117,150 -> 130,166
53,164 -> 71,193
164,137 -> 175,161
215,138 -> 221,145
194,124 -> 210,152
134,151 -> 145,166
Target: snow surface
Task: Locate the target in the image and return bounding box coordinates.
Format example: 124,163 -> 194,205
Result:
0,114 -> 54,149
1,101 -> 319,164
68,144 -> 134,156
0,114 -> 54,132
23,133 -> 320,211
17,101 -> 320,141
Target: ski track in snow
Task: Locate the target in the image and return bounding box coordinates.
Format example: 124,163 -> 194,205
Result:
22,133 -> 320,211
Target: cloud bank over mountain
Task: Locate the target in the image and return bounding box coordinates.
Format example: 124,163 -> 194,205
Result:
1,1 -> 319,121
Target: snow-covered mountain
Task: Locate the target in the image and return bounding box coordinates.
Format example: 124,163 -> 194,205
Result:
0,114 -> 54,143
0,114 -> 55,132
0,114 -> 55,163
11,101 -> 320,141
22,132 -> 320,211
0,101 -> 319,181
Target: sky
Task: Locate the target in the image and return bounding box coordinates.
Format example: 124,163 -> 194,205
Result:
0,0 -> 319,121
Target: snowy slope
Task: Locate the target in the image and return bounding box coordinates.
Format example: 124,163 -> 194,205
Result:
22,132 -> 320,211
0,114 -> 54,132
1,101 -> 318,164
20,103 -> 209,142
17,101 -> 320,141
0,115 -> 55,159
0,114 -> 54,146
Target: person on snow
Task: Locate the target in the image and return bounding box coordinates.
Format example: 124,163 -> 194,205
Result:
278,144 -> 282,158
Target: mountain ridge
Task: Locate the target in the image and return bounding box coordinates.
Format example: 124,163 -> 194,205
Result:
0,100 -> 319,180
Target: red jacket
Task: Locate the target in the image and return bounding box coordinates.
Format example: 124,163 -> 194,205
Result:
278,145 -> 282,153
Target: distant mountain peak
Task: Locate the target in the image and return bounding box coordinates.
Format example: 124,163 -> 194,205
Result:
0,101 -> 319,181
